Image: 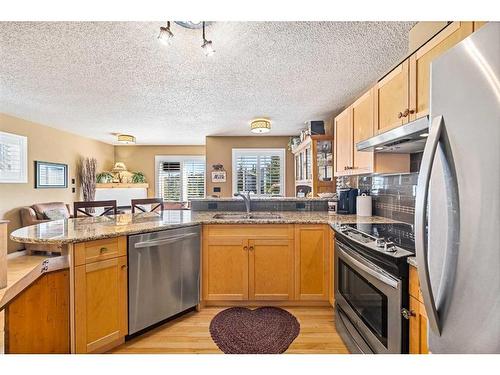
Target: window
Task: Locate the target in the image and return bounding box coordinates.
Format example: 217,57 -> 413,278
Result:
155,156 -> 205,201
232,148 -> 285,196
0,131 -> 28,183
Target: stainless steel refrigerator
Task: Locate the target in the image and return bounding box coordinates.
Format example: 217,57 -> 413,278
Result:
415,22 -> 500,353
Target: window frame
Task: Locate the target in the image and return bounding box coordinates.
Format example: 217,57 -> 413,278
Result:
0,131 -> 28,184
155,155 -> 206,201
231,148 -> 286,197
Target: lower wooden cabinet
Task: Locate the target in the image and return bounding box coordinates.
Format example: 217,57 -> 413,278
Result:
74,255 -> 128,353
294,225 -> 329,301
202,224 -> 329,304
203,236 -> 249,300
409,295 -> 428,354
408,264 -> 429,354
249,238 -> 294,300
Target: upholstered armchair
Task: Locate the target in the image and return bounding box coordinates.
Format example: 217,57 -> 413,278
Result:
19,202 -> 72,254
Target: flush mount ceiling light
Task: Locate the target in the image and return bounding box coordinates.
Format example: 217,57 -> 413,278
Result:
250,118 -> 271,134
201,21 -> 215,56
117,134 -> 136,144
158,21 -> 174,46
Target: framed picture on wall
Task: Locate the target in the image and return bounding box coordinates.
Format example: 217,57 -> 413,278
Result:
35,161 -> 68,188
0,131 -> 28,183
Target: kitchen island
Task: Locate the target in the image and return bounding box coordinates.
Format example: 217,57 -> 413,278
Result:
3,211 -> 396,354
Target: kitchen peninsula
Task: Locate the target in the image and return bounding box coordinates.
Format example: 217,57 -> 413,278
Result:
2,209 -> 394,354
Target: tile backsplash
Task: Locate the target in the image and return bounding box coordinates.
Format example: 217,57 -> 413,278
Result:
336,152 -> 422,224
338,172 -> 419,224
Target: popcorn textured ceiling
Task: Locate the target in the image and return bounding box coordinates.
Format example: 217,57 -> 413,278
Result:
0,22 -> 415,145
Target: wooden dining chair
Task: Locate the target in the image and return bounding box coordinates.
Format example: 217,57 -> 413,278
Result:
131,198 -> 164,213
73,200 -> 117,218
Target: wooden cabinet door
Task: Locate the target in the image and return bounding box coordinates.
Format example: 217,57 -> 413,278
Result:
409,296 -> 429,354
294,225 -> 329,301
248,238 -> 294,300
334,106 -> 353,176
473,21 -> 487,31
203,237 -> 249,301
352,88 -> 375,174
374,59 -> 410,134
409,22 -> 473,121
75,256 -> 128,353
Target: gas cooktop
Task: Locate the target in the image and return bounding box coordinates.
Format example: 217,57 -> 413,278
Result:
333,222 -> 415,258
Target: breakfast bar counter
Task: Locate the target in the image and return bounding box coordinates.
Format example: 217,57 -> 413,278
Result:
10,210 -> 397,245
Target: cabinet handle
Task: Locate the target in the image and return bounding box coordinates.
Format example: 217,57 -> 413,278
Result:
243,246 -> 248,251
398,111 -> 404,119
401,308 -> 416,320
402,108 -> 415,118
121,265 -> 127,269
99,247 -> 108,253
249,246 -> 254,251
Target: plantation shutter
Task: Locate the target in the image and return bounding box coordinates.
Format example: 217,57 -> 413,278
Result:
183,159 -> 205,200
157,158 -> 205,201
0,131 -> 27,183
233,149 -> 284,196
235,154 -> 258,194
159,162 -> 182,201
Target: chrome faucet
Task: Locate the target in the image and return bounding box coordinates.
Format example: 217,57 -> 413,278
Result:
234,191 -> 251,214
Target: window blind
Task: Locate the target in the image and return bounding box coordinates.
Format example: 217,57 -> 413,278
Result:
157,158 -> 205,202
233,149 -> 284,196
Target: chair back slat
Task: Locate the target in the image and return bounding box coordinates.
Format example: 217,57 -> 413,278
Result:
131,198 -> 164,214
73,200 -> 117,218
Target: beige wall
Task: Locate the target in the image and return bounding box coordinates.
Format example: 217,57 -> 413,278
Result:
205,136 -> 294,197
114,145 -> 206,197
0,113 -> 115,253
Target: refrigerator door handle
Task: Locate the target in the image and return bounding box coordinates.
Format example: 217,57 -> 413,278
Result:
415,114 -> 444,335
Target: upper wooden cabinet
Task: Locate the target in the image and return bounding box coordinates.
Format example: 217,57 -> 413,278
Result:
352,89 -> 375,174
334,106 -> 353,176
409,22 -> 473,121
334,88 -> 410,177
473,21 -> 487,31
374,59 -> 410,134
294,225 -> 329,301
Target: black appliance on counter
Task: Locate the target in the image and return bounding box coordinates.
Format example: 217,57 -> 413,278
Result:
332,222 -> 415,354
337,188 -> 358,214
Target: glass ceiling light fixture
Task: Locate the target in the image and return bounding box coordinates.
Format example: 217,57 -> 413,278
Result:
158,21 -> 174,46
250,118 -> 271,134
117,134 -> 136,144
201,21 -> 215,57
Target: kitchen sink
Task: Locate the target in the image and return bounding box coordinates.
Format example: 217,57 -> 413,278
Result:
212,213 -> 283,220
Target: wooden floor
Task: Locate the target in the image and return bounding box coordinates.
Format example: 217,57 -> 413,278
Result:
110,306 -> 349,354
0,252 -> 48,354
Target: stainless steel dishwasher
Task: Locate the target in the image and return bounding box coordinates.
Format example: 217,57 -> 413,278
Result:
128,225 -> 200,335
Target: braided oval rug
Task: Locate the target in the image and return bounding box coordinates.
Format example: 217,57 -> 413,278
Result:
209,307 -> 300,354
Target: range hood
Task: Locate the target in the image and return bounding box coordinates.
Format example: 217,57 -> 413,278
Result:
356,116 -> 429,153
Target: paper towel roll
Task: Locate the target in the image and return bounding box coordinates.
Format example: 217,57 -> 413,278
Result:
357,194 -> 372,217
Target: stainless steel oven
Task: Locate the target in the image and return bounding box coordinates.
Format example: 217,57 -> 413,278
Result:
335,239 -> 403,354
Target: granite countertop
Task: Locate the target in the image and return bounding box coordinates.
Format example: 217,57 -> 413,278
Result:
10,210 -> 398,245
191,197 -> 336,201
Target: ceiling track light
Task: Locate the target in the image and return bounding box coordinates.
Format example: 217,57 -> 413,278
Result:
158,21 -> 174,46
201,21 -> 215,57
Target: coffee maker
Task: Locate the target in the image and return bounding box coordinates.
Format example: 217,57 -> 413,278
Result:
337,188 -> 358,214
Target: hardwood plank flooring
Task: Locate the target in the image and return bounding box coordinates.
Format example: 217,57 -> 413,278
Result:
110,306 -> 349,354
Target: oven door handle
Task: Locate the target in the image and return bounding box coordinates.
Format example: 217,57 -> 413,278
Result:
337,244 -> 399,289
